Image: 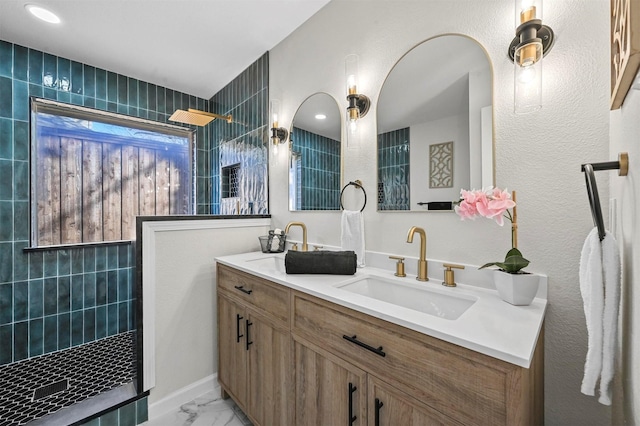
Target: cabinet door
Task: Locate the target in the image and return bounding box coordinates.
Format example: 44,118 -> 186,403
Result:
368,376 -> 462,426
294,338 -> 367,426
247,310 -> 292,426
218,293 -> 248,405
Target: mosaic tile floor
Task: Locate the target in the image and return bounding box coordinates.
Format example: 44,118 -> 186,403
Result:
142,388 -> 252,426
0,331 -> 136,425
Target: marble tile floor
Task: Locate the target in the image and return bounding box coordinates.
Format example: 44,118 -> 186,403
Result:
141,390 -> 252,426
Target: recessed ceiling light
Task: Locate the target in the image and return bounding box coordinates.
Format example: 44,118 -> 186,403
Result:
25,4 -> 61,24
315,114 -> 327,120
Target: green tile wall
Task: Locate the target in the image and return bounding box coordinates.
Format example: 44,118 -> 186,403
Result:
1,39 -> 266,425
210,52 -> 269,214
0,39 -> 218,424
80,396 -> 148,426
378,127 -> 410,210
291,127 -> 340,210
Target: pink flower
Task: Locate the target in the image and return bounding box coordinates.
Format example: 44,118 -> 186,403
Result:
455,199 -> 477,219
455,187 -> 516,226
454,187 -> 526,270
455,189 -> 485,219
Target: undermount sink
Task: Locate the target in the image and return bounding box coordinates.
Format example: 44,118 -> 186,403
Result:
335,275 -> 477,320
245,255 -> 285,273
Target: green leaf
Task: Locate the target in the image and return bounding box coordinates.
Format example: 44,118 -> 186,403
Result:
501,254 -> 530,273
504,247 -> 523,259
478,249 -> 530,274
479,261 -> 501,270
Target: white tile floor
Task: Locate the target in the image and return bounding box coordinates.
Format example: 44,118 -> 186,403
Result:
141,389 -> 252,426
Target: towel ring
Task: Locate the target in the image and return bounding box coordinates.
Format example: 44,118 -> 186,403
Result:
580,152 -> 629,242
340,180 -> 367,212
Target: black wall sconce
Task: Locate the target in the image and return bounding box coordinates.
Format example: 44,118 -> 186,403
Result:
508,0 -> 555,114
345,54 -> 370,134
270,99 -> 288,156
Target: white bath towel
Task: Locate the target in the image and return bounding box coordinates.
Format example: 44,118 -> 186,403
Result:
341,210 -> 365,267
579,228 -> 621,405
598,230 -> 621,405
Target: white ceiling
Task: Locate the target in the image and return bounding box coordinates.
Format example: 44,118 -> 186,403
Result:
0,0 -> 331,99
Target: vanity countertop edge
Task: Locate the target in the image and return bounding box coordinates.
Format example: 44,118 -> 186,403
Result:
215,251 -> 547,369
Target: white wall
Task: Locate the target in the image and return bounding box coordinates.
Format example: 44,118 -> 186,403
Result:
410,115 -> 469,206
146,221 -> 269,407
469,68 -> 492,188
270,0 -> 611,424
610,78 -> 640,424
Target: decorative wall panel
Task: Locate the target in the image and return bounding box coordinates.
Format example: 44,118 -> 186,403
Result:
611,0 -> 640,109
429,141 -> 454,188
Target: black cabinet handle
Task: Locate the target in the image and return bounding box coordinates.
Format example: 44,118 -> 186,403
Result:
375,398 -> 384,426
348,382 -> 357,425
343,335 -> 386,357
236,314 -> 244,343
245,319 -> 253,350
234,285 -> 253,295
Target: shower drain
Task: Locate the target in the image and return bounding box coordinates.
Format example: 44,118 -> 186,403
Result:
32,379 -> 69,401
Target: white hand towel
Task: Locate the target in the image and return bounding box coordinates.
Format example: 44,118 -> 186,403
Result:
341,210 -> 365,267
579,227 -> 621,406
598,231 -> 621,405
579,228 -> 603,396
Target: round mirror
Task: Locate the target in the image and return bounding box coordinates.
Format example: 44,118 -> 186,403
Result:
377,35 -> 493,212
289,93 -> 342,211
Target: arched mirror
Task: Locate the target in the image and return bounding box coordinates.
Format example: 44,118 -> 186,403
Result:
289,93 -> 342,211
377,35 -> 493,212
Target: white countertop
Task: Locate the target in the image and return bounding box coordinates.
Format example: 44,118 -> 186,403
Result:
215,250 -> 547,368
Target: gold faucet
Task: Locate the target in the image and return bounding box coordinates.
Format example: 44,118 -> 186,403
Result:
285,221 -> 308,251
407,226 -> 428,281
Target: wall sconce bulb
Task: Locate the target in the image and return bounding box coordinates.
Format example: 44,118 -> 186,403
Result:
269,98 -> 288,158
345,54 -> 370,132
518,65 -> 537,84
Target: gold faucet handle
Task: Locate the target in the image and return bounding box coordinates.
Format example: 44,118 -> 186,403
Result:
442,263 -> 465,287
389,256 -> 406,277
313,245 -> 324,251
291,242 -> 298,251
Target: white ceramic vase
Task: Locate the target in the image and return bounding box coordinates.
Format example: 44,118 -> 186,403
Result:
493,270 -> 540,306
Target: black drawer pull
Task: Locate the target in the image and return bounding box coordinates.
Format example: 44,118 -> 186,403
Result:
246,320 -> 253,350
375,398 -> 384,426
234,285 -> 253,295
236,314 -> 244,343
349,382 -> 357,424
343,335 -> 386,357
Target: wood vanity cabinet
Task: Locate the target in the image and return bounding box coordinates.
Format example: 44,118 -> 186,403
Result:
292,291 -> 544,426
217,264 -> 293,426
294,337 -> 367,425
293,336 -> 456,426
216,264 -> 544,426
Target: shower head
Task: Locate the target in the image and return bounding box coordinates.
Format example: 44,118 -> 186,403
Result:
169,108 -> 233,126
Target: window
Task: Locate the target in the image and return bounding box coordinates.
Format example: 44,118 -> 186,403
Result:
31,99 -> 194,247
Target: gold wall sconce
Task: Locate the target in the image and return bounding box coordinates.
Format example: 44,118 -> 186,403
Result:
270,99 -> 288,155
508,0 -> 555,114
169,108 -> 232,126
345,54 -> 370,134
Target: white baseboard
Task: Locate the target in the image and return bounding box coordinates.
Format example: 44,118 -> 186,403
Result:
148,374 -> 218,420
